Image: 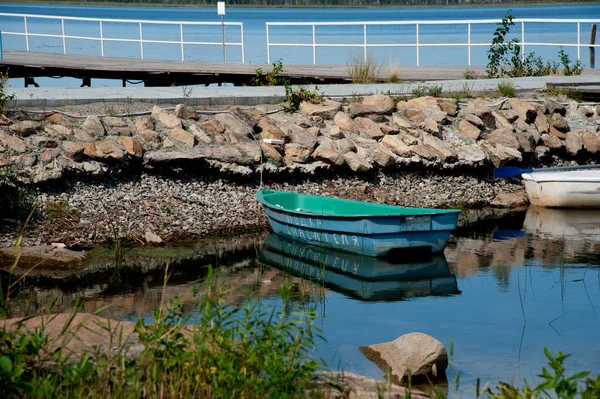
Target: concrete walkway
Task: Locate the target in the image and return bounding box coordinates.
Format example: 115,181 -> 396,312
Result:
6,75 -> 600,108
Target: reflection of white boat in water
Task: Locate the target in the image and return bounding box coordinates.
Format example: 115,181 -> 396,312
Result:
523,206 -> 600,239
259,234 -> 460,302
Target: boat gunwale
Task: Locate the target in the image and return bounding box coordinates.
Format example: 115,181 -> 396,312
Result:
522,171 -> 600,183
257,189 -> 461,219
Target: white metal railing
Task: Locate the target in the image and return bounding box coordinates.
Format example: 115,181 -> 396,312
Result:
0,12 -> 245,63
266,19 -> 600,66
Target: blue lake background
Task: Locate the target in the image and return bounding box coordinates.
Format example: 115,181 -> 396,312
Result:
1,3 -> 600,86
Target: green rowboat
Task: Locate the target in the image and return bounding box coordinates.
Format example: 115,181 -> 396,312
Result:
257,189 -> 460,258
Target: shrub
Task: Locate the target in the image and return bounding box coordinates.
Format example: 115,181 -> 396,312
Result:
486,10 -> 561,79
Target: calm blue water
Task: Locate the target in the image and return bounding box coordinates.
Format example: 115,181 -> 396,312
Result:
1,3 -> 600,87
5,206 -> 599,396
242,207 -> 600,396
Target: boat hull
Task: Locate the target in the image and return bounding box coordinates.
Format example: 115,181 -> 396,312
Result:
523,171 -> 600,208
258,190 -> 460,258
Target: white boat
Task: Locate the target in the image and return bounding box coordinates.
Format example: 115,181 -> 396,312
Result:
522,170 -> 600,208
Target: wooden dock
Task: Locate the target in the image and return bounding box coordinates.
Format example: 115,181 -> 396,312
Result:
2,51 -> 600,87
0,50 -> 489,87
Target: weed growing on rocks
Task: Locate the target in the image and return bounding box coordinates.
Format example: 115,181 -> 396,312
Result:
497,81 -> 516,98
0,71 -> 14,115
347,51 -> 382,84
558,47 -> 582,76
250,59 -> 287,86
283,83 -> 323,113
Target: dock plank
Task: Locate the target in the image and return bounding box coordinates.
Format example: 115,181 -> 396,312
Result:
2,51 -> 600,86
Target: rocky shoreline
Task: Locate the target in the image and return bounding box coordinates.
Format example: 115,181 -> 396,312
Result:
1,91 -> 600,248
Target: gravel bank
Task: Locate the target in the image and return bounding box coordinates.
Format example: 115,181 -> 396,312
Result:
0,170 -> 523,248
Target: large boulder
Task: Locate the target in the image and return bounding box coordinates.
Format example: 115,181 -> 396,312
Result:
458,120 -> 481,140
551,113 -> 570,132
361,94 -> 395,114
354,117 -> 384,140
168,128 -> 195,148
284,124 -> 318,150
382,135 -> 411,157
284,143 -> 311,164
82,115 -> 106,138
9,121 -> 43,137
258,117 -> 288,141
0,131 -> 28,153
480,141 -> 522,167
545,98 -> 566,116
360,332 -> 448,384
333,111 -> 359,133
343,151 -> 372,172
102,116 -> 131,136
311,143 -> 345,166
152,106 -> 182,130
507,98 -> 537,124
486,127 -> 520,150
397,102 -> 425,122
299,99 -> 342,119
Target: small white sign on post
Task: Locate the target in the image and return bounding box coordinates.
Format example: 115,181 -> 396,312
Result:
218,2 -> 226,62
217,2 -> 226,16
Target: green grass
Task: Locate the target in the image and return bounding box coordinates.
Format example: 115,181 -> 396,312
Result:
0,267 -> 326,399
497,81 -> 516,98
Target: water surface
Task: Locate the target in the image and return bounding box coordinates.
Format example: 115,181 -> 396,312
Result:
2,206 -> 599,396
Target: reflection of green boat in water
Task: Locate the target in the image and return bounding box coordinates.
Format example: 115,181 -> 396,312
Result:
259,234 -> 460,302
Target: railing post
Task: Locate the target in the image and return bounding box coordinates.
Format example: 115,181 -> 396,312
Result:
24,16 -> 30,52
577,22 -> 581,62
467,23 -> 471,66
363,24 -> 367,62
139,22 -> 144,59
313,24 -> 316,65
61,18 -> 66,54
416,23 -> 420,66
521,21 -> 525,62
0,31 -> 3,60
266,24 -> 270,64
180,23 -> 184,61
100,21 -> 104,57
240,24 -> 245,63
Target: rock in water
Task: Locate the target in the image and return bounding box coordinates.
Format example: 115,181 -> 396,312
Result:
145,230 -> 163,245
359,332 -> 448,385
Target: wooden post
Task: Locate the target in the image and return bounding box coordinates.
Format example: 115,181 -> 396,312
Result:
591,24 -> 597,69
